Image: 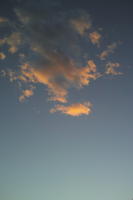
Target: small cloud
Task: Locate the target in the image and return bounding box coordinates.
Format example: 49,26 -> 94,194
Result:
19,88 -> 34,102
99,43 -> 117,60
89,31 -> 101,46
2,32 -> 22,54
50,102 -> 92,116
87,60 -> 97,72
8,46 -> 18,54
0,17 -> 8,23
105,62 -> 122,75
0,52 -> 6,60
70,11 -> 91,35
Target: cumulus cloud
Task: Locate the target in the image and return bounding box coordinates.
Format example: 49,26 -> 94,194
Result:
0,52 -> 6,60
105,62 -> 122,75
50,102 -> 92,116
89,31 -> 101,45
99,43 -> 117,60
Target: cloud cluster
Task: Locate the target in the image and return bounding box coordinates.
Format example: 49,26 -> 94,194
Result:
0,1 -> 123,116
7,59 -> 99,104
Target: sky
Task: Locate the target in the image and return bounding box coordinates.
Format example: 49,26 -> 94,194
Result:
0,0 -> 133,200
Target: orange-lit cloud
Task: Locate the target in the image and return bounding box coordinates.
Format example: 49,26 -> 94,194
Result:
0,52 -> 6,60
10,57 -> 99,103
19,89 -> 34,102
8,46 -> 18,54
99,43 -> 117,60
106,62 -> 122,75
0,4 -> 123,116
50,102 -> 92,116
87,60 -> 97,72
0,17 -> 8,23
89,31 -> 101,45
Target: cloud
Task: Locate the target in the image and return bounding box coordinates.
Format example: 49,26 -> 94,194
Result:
0,17 -> 8,23
89,31 -> 101,45
70,11 -> 91,35
105,62 -> 122,75
0,2 -> 123,116
19,88 -> 34,102
6,32 -> 22,54
8,46 -> 18,54
50,102 -> 92,116
99,43 -> 117,60
0,32 -> 22,54
0,52 -> 6,60
87,60 -> 97,72
15,8 -> 31,24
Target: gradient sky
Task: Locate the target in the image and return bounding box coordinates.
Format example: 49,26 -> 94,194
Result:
0,0 -> 133,200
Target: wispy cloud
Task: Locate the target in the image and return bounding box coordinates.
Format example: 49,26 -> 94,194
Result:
0,32 -> 22,54
105,62 -> 122,75
6,32 -> 22,54
99,43 -> 117,60
70,11 -> 91,35
50,102 -> 92,116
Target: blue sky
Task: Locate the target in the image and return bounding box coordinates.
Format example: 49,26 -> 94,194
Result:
0,0 -> 133,200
